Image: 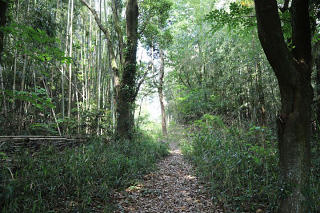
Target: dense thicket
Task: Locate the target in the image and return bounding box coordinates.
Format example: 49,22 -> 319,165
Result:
1,131 -> 169,212
0,0 -> 172,211
1,0 -> 113,135
166,0 -> 320,211
0,0 -> 172,137
166,0 -> 279,128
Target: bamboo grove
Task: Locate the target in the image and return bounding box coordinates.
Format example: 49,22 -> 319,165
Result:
0,0 -> 172,138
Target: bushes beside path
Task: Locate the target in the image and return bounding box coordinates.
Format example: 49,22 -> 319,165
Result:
0,130 -> 169,212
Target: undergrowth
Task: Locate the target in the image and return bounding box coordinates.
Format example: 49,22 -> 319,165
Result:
0,131 -> 169,212
179,114 -> 320,212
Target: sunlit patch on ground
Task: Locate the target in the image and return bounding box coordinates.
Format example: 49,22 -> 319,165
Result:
184,174 -> 196,180
126,184 -> 144,192
169,148 -> 182,155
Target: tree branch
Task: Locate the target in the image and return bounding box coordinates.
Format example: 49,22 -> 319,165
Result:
138,18 -> 150,35
111,0 -> 124,64
254,0 -> 296,85
291,0 -> 312,66
79,0 -> 111,41
80,0 -> 119,69
134,69 -> 148,99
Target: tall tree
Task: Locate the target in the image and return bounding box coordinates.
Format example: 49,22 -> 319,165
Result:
61,0 -> 71,120
138,0 -> 172,136
254,1 -> 313,212
316,52 -> 320,131
158,49 -> 167,136
0,0 -> 8,115
0,0 -> 7,61
116,0 -> 139,139
67,0 -> 74,119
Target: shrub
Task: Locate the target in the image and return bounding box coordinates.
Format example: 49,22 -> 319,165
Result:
181,114 -> 320,212
0,132 -> 169,212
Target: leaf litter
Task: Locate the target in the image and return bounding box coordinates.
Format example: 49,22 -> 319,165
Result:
113,141 -> 223,212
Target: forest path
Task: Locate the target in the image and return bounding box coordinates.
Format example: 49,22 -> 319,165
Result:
113,129 -> 222,213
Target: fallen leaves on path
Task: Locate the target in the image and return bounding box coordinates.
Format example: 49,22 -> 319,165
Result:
113,142 -> 223,212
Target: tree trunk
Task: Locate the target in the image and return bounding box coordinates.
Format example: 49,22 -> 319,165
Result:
81,22 -> 86,110
0,64 -> 6,115
67,0 -> 74,118
12,0 -> 20,112
88,9 -> 92,111
254,1 -> 312,212
97,0 -> 102,111
0,0 -> 8,116
80,0 -> 121,133
19,54 -> 28,121
116,0 -> 138,140
42,79 -> 62,136
256,61 -> 266,126
158,49 -> 167,136
315,46 -> 320,132
62,0 -> 71,120
111,0 -> 124,64
0,0 -> 7,61
13,50 -> 17,107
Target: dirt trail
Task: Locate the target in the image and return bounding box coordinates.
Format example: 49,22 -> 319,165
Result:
114,138 -> 222,212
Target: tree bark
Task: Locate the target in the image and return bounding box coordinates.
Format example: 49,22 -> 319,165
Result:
314,41 -> 320,132
256,61 -> 266,126
88,10 -> 92,111
62,0 -> 71,120
316,52 -> 320,131
254,1 -> 312,212
67,0 -> 74,118
0,64 -> 6,115
116,0 -> 138,140
111,0 -> 124,64
0,0 -> 7,62
0,0 -> 8,115
158,49 -> 167,136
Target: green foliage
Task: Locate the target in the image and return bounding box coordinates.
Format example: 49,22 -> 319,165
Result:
166,10 -> 279,125
140,0 -> 172,29
29,123 -> 59,135
31,1 -> 58,37
139,0 -> 173,48
180,122 -> 320,212
0,132 -> 169,212
4,87 -> 55,110
194,113 -> 226,129
206,2 -> 255,34
279,10 -> 292,45
2,23 -> 68,64
56,107 -> 114,136
182,125 -> 279,211
173,88 -> 219,122
0,20 -> 74,135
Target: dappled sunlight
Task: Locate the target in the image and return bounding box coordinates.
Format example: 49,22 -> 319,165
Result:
125,184 -> 144,193
184,174 -> 197,180
169,148 -> 182,155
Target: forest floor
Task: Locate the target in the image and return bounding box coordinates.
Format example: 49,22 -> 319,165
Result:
113,130 -> 222,213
